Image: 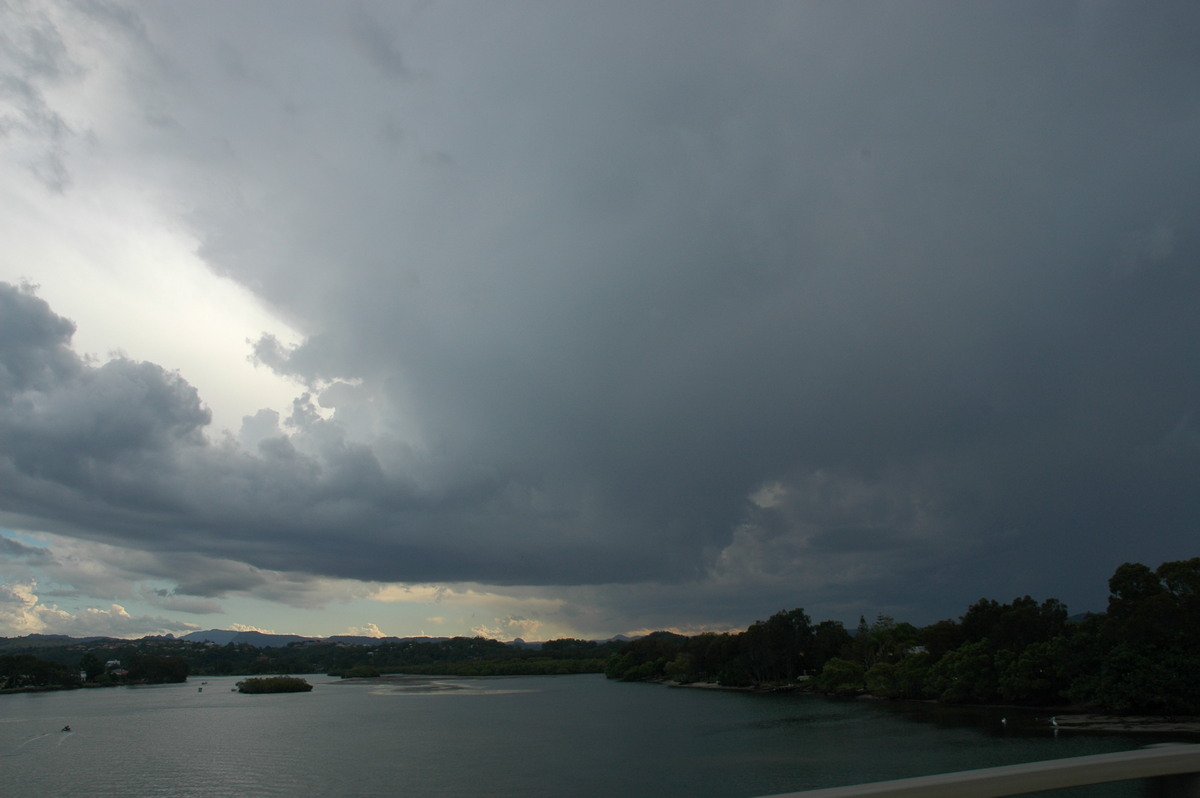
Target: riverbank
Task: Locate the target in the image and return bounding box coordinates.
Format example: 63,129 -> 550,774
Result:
1,680 -> 187,695
659,679 -> 1200,735
661,679 -> 804,694
1051,714 -> 1200,735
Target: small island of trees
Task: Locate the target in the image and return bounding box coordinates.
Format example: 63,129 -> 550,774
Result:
237,676 -> 313,693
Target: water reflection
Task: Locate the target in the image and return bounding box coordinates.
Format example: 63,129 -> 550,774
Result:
346,674 -> 538,697
0,675 -> 1184,798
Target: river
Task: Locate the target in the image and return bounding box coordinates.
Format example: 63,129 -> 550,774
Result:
0,674 -> 1188,797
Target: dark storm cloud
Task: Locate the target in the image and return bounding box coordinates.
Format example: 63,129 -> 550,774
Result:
222,1 -> 1200,613
4,1 -> 1200,625
0,534 -> 51,562
0,283 -> 667,587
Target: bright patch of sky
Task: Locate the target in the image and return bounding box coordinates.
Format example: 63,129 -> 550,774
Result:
0,150 -> 303,435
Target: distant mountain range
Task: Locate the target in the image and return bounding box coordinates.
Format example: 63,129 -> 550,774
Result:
179,630 -> 453,648
177,630 -> 637,648
0,630 -> 638,651
0,633 -> 117,648
0,630 -> 455,650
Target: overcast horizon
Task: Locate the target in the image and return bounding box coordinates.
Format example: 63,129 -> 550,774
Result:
2,1 -> 1199,642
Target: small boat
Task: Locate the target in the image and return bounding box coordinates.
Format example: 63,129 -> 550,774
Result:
62,725 -> 71,732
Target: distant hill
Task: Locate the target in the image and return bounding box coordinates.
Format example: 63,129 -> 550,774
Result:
325,634 -> 449,646
0,630 -> 607,650
0,633 -> 117,650
180,630 -> 315,647
179,630 -> 454,648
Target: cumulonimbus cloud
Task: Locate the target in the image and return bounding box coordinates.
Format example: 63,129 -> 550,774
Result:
2,1 -> 1200,630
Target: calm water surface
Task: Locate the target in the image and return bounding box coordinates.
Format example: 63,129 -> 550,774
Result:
1,674 -> 1188,797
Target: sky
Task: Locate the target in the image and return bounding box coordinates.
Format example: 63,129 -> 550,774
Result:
1,1 -> 1199,642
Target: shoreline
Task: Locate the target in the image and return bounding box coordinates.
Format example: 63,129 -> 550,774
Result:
659,679 -> 1200,735
1049,714 -> 1200,735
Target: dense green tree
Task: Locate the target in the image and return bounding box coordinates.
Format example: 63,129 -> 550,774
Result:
960,596 -> 1066,652
890,652 -> 936,699
920,619 -> 964,661
1107,562 -> 1165,618
928,639 -> 999,704
996,638 -> 1069,705
811,621 -> 852,669
127,652 -> 189,683
604,632 -> 687,681
1069,558 -> 1200,713
1154,558 -> 1200,601
79,652 -> 104,682
816,657 -> 865,694
540,638 -> 601,655
0,653 -> 79,689
741,608 -> 815,683
864,661 -> 897,697
687,633 -> 742,683
868,617 -> 922,665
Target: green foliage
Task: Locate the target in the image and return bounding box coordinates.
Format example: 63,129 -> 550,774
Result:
1067,558 -> 1200,713
996,639 -> 1069,705
812,620 -> 853,667
960,596 -> 1067,652
604,632 -> 687,681
237,676 -> 313,693
343,665 -> 380,678
0,634 -> 619,693
597,560 -> 1200,714
920,619 -> 964,661
854,616 -> 921,667
929,640 -> 998,703
864,661 -> 897,696
685,633 -> 743,683
729,610 -> 847,684
889,652 -> 936,699
79,652 -> 104,682
602,610 -> 852,687
663,652 -> 695,683
1107,562 -> 1164,618
0,653 -> 80,690
815,658 -> 865,694
539,638 -> 600,654
127,652 -> 189,683
741,608 -> 815,683
183,635 -> 619,679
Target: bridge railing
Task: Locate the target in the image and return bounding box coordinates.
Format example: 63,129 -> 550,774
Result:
758,744 -> 1200,798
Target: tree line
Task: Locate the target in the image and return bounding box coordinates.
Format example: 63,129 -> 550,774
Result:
0,649 -> 188,691
604,558 -> 1200,715
0,634 -> 622,690
4,557 -> 1196,712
